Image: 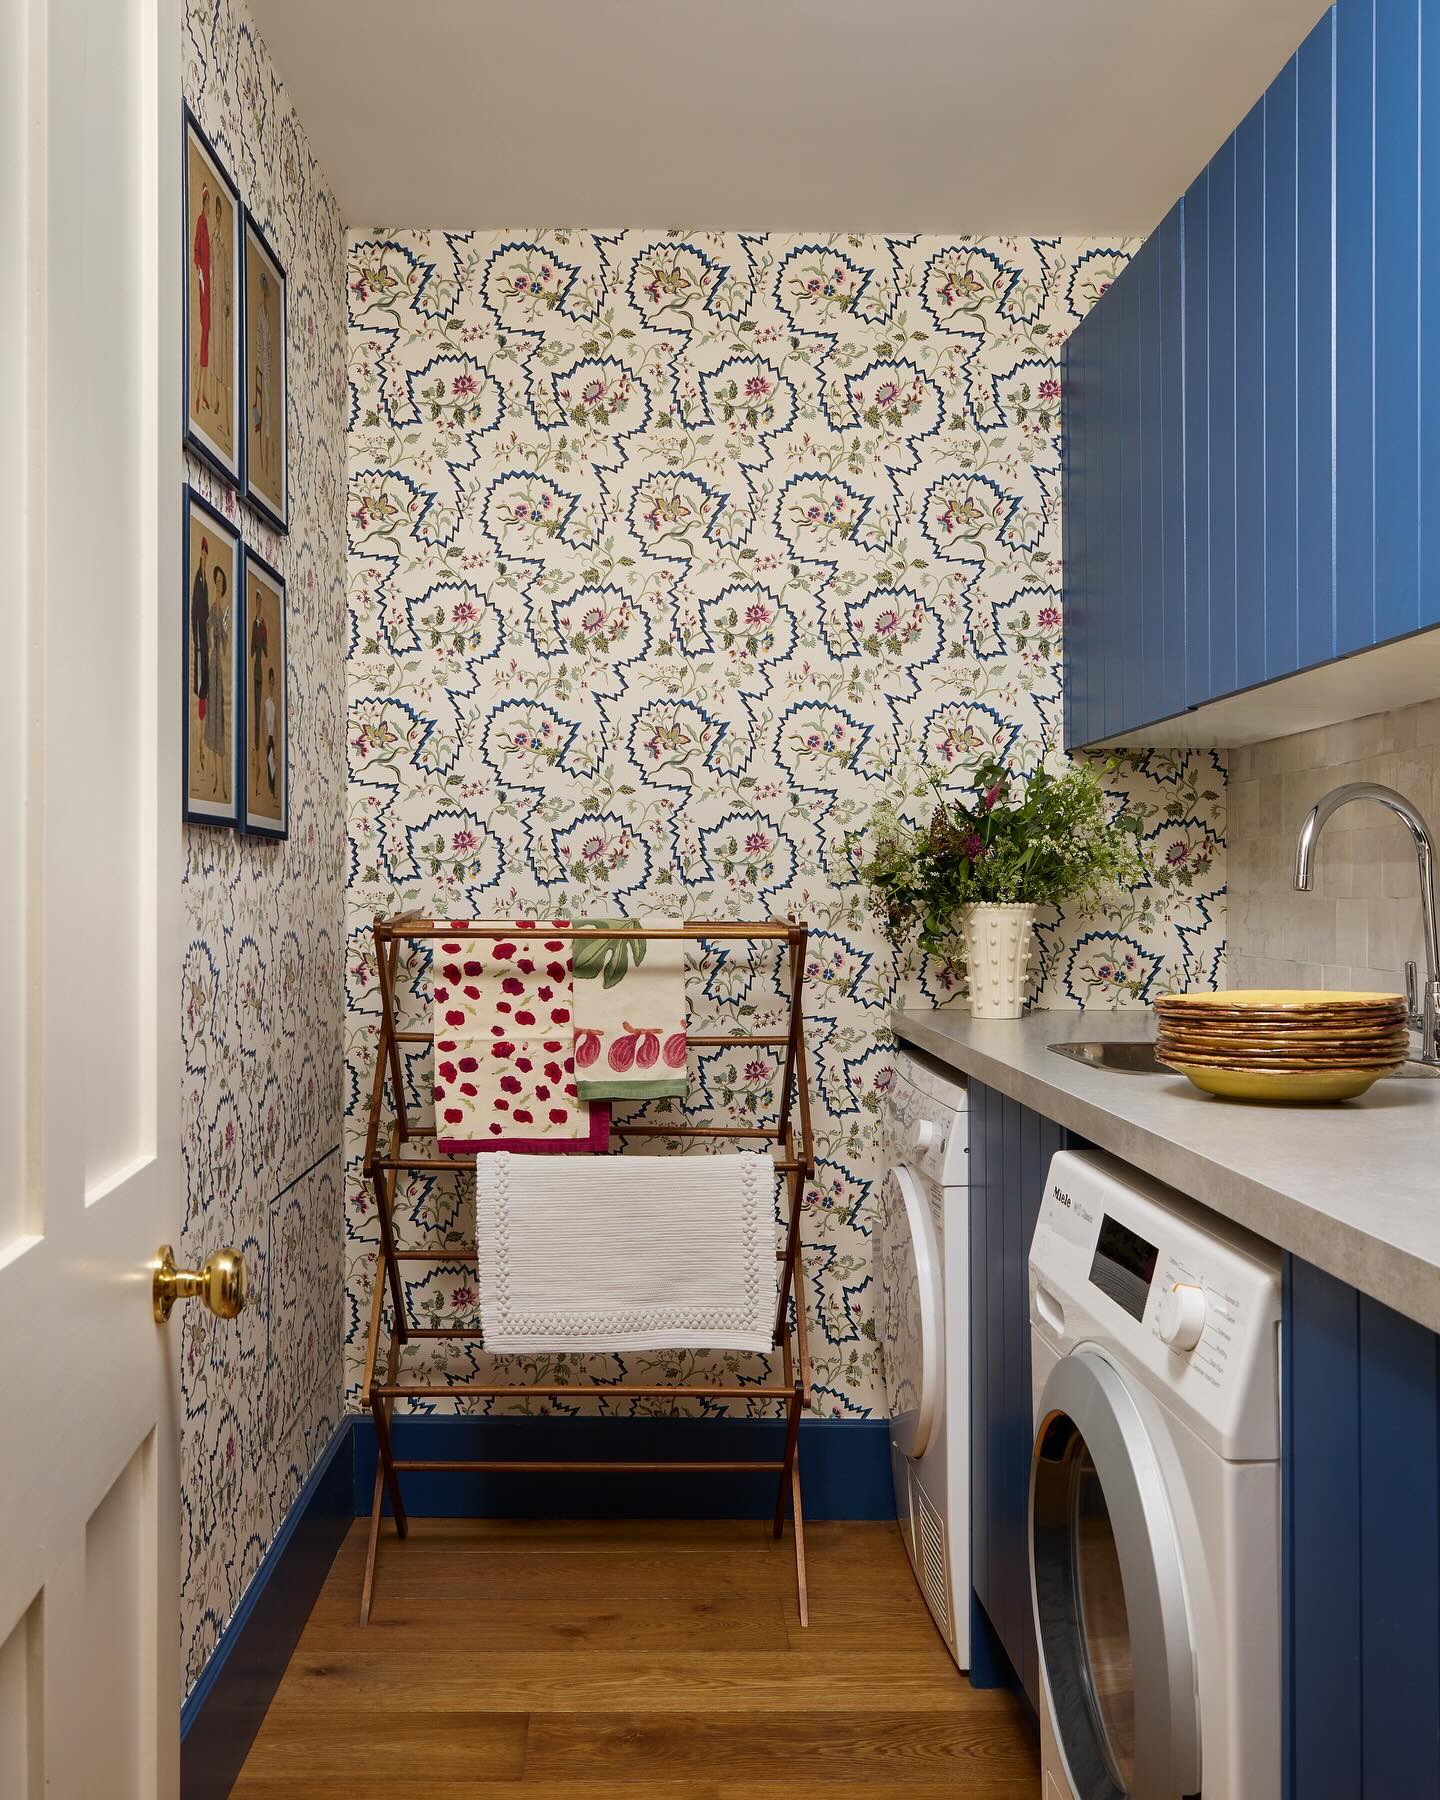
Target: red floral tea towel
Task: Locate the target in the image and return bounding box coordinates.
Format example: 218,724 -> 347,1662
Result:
571,918 -> 688,1102
432,920 -> 609,1155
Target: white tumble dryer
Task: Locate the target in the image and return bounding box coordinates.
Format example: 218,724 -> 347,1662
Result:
878,1049 -> 969,1667
1029,1149 -> 1283,1800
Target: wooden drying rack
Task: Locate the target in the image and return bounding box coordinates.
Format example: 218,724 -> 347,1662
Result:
359,913 -> 818,1625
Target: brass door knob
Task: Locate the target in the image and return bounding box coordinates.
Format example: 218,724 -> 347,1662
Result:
153,1244 -> 249,1323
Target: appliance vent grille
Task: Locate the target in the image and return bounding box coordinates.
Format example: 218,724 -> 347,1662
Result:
914,1481 -> 954,1646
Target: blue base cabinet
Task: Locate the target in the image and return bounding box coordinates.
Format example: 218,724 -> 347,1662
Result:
1283,1256 -> 1440,1798
967,1080 -> 1077,1709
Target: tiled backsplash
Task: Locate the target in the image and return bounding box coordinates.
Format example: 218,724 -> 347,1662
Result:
1227,699 -> 1440,995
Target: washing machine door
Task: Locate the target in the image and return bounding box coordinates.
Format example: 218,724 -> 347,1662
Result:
1030,1348 -> 1200,1800
878,1164 -> 944,1459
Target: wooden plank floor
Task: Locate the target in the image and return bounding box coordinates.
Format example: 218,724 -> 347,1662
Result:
231,1518 -> 1039,1798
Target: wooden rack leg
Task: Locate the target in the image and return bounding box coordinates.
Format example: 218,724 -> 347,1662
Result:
372,1331 -> 408,1541
773,1386 -> 802,1539
358,1453 -> 386,1627
789,1436 -> 809,1628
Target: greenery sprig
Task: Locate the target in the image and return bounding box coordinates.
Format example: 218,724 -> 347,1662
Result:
851,757 -> 1148,958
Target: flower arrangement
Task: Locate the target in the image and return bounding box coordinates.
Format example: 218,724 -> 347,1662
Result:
853,756 -> 1148,961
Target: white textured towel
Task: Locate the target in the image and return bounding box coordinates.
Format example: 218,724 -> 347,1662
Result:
476,1153 -> 777,1353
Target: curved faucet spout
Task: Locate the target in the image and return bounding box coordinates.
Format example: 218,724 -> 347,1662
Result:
1292,781 -> 1440,1063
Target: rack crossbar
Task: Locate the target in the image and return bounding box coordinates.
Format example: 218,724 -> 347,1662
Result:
393,1459 -> 788,1475
374,1381 -> 802,1401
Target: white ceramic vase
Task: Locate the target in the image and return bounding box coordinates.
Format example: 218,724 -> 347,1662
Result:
963,903 -> 1038,1019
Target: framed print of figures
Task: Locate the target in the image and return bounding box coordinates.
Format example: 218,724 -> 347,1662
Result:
241,547 -> 288,839
242,216 -> 288,532
183,487 -> 242,827
183,107 -> 242,486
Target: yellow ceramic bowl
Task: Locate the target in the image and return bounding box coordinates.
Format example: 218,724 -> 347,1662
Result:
1167,1062 -> 1391,1104
1156,988 -> 1405,1012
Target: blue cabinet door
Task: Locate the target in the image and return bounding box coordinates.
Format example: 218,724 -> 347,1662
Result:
1061,202 -> 1185,748
968,1081 -> 1076,1707
1284,1256 -> 1440,1797
1296,9 -> 1336,670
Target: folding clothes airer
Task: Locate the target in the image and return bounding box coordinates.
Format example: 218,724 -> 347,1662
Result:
359,914 -> 819,1626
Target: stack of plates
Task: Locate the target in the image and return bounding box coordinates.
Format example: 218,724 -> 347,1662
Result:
1154,990 -> 1409,1102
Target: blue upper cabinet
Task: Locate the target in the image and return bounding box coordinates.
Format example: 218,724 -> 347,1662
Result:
1062,201 -> 1186,747
1062,0 -> 1440,750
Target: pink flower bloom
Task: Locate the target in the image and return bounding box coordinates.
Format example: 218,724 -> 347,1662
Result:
580,835 -> 606,861
982,782 -> 1004,811
1038,377 -> 1060,400
744,1059 -> 770,1082
873,381 -> 900,407
452,829 -> 476,852
744,831 -> 771,855
1037,606 -> 1061,629
452,373 -> 478,398
452,600 -> 477,624
744,602 -> 770,625
963,833 -> 986,859
451,1284 -> 478,1309
581,379 -> 606,404
745,374 -> 771,397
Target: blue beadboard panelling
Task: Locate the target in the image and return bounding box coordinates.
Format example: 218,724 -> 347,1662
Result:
1184,168 -> 1212,704
1355,1294 -> 1440,1794
1112,263 -> 1140,742
1157,201 -> 1187,723
1284,1254 -> 1440,1799
968,1081 -> 1075,1711
1422,0 -> 1440,626
1265,55 -> 1301,681
1138,230 -> 1165,726
1234,102 -> 1268,692
1295,9 -> 1337,670
1373,0 -> 1422,644
1207,133 -> 1239,702
1335,0 -> 1377,656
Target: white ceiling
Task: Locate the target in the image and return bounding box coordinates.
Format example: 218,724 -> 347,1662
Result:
248,0 -> 1330,235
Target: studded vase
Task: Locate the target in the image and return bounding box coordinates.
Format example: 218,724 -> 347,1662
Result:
962,903 -> 1038,1019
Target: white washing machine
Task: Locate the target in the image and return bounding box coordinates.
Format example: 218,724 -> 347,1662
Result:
878,1049 -> 969,1667
1028,1149 -> 1282,1800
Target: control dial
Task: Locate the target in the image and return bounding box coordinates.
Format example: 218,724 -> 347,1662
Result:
911,1119 -> 943,1153
1157,1282 -> 1207,1352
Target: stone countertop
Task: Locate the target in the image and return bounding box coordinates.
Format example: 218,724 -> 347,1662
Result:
892,1006 -> 1440,1334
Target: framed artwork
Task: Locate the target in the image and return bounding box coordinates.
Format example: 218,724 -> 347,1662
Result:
182,487 -> 242,828
242,214 -> 288,533
182,106 -> 243,488
241,546 -> 288,839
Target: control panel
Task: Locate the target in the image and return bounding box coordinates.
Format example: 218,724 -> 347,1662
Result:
1029,1149 -> 1282,1461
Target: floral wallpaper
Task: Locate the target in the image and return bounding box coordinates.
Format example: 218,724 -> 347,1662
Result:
342,230 -> 1226,1421
180,0 -> 347,1698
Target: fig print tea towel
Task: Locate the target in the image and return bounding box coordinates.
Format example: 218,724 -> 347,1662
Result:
571,919 -> 688,1101
431,920 -> 610,1154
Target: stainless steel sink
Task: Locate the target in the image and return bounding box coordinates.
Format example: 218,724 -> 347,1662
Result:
1047,1040 -> 1440,1078
1048,1040 -> 1164,1073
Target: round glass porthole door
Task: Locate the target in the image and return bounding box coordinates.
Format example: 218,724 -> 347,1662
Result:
1030,1349 -> 1200,1800
878,1164 -> 943,1459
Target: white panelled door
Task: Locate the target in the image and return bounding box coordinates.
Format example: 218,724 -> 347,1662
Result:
0,0 -> 184,1794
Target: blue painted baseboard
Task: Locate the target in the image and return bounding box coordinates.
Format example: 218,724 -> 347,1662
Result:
352,1412 -> 894,1520
183,1411 -> 892,1797
180,1421 -> 352,1800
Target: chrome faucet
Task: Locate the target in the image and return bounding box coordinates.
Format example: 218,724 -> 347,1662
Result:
1293,781 -> 1440,1066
